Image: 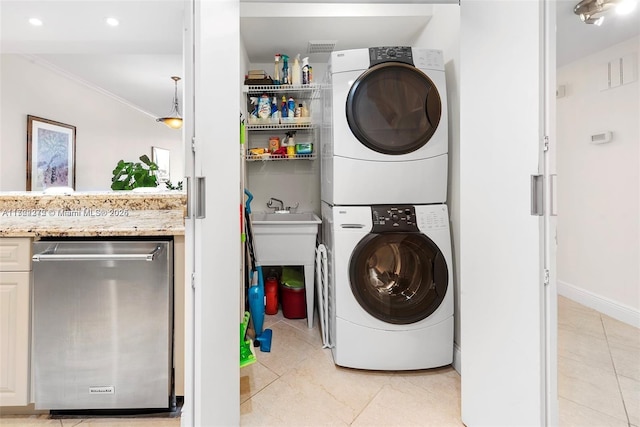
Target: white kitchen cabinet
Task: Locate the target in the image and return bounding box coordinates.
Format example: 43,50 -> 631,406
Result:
243,84 -> 319,161
0,237 -> 32,407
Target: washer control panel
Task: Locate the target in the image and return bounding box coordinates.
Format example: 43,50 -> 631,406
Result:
369,46 -> 414,67
371,205 -> 419,233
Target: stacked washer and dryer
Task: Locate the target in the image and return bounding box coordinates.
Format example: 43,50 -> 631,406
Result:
320,47 -> 453,370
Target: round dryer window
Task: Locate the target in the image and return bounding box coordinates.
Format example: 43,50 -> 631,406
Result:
349,233 -> 448,325
346,63 -> 442,155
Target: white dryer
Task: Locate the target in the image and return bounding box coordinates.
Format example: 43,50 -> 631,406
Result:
321,47 -> 448,206
321,202 -> 453,370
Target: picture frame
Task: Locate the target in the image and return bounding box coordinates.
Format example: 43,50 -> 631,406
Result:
26,115 -> 76,191
152,146 -> 170,183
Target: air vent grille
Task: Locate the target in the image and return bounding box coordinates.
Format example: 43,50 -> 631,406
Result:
307,40 -> 337,54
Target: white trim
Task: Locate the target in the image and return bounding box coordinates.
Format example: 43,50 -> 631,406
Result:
20,54 -> 158,120
558,280 -> 640,328
452,342 -> 461,374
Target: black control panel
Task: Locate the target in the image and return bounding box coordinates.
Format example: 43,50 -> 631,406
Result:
371,205 -> 419,233
369,46 -> 414,67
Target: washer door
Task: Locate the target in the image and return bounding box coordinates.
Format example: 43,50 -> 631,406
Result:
346,63 -> 442,155
349,232 -> 448,325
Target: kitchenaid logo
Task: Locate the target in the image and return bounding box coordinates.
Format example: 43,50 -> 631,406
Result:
89,386 -> 115,395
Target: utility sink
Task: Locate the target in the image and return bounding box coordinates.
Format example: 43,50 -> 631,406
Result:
249,211 -> 321,329
251,212 -> 321,225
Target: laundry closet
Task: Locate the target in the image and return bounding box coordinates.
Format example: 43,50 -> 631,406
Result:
238,2 -> 461,370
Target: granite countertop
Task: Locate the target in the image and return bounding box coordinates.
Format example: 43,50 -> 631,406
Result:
0,191 -> 187,237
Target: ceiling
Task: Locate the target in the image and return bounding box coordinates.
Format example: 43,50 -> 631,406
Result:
1,1 -> 638,117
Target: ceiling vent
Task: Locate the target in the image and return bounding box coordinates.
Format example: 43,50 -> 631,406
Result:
307,40 -> 337,54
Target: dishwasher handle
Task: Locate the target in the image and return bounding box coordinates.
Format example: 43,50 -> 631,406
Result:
32,245 -> 162,262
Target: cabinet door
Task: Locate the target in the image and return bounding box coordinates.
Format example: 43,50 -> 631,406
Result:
0,271 -> 30,406
0,238 -> 31,272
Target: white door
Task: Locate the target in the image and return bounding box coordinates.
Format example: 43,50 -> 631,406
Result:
459,0 -> 556,425
183,0 -> 241,425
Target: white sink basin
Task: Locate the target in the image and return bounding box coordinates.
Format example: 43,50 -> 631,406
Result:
249,212 -> 320,265
251,212 -> 321,224
249,211 -> 321,329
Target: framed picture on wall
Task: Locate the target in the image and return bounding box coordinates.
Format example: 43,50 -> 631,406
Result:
26,115 -> 76,191
152,146 -> 170,183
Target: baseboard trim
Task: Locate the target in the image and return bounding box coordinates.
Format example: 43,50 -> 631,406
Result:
558,280 -> 640,328
452,342 -> 461,374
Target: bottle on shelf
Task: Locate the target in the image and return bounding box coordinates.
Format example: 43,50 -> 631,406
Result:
257,94 -> 271,119
302,57 -> 310,85
295,104 -> 302,118
273,54 -> 281,85
287,97 -> 295,118
300,101 -> 309,118
271,96 -> 280,121
281,96 -> 288,118
281,54 -> 289,85
291,54 -> 301,86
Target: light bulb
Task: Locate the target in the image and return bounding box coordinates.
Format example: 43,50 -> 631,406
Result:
616,0 -> 637,15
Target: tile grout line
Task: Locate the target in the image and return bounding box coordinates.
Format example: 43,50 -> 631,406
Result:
347,381 -> 388,426
600,313 -> 632,426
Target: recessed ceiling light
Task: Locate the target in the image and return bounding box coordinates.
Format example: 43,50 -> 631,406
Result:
106,17 -> 119,27
29,18 -> 43,26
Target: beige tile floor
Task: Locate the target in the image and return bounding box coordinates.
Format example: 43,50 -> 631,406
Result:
2,296 -> 638,426
557,296 -> 640,427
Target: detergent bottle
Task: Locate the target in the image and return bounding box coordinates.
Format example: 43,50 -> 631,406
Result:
281,54 -> 289,85
257,94 -> 271,119
287,97 -> 295,118
291,54 -> 301,86
280,96 -> 288,118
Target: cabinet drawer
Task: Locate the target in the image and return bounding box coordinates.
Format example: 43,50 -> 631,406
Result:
0,238 -> 32,272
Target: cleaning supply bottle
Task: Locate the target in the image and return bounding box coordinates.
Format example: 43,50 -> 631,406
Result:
287,97 -> 295,118
280,96 -> 288,118
273,54 -> 281,85
300,101 -> 309,118
302,57 -> 310,85
291,54 -> 301,86
271,96 -> 280,121
281,54 -> 289,85
257,94 -> 271,119
294,104 -> 302,118
285,131 -> 296,158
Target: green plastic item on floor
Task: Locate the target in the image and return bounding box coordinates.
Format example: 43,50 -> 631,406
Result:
281,266 -> 305,289
240,311 -> 257,368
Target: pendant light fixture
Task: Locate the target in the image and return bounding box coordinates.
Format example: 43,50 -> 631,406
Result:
157,76 -> 183,130
574,0 -> 638,25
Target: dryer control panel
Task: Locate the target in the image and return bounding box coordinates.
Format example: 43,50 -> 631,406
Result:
371,205 -> 419,233
369,46 -> 414,67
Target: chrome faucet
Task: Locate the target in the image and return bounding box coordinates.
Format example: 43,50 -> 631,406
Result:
267,197 -> 284,212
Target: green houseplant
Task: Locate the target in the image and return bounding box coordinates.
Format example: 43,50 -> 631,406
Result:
111,155 -> 159,190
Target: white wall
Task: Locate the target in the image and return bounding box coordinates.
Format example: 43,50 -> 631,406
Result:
0,54 -> 183,191
557,36 -> 640,323
412,3 -> 460,367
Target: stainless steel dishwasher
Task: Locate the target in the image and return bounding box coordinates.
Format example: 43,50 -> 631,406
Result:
32,238 -> 173,410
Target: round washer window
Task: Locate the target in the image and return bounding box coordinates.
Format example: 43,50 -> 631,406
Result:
346,63 -> 442,155
349,233 -> 448,325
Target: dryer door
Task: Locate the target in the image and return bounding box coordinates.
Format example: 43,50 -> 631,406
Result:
349,232 -> 448,325
346,63 -> 442,155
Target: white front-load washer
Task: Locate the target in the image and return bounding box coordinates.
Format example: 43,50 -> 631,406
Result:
321,202 -> 453,370
321,47 -> 448,206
